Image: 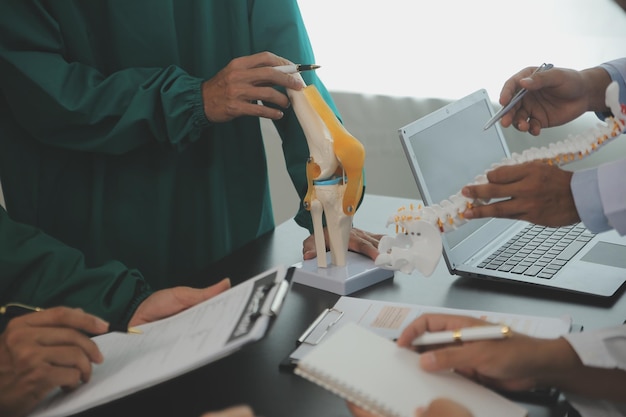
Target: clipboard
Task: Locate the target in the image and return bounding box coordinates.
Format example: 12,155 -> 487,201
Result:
280,295 -> 576,404
279,306 -> 344,371
30,265 -> 295,417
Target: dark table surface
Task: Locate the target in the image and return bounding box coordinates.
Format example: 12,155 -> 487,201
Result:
75,194 -> 626,417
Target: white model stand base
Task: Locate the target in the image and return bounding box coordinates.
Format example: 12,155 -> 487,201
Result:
292,251 -> 394,295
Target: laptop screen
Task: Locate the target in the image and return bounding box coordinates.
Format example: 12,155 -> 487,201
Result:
400,91 -> 509,249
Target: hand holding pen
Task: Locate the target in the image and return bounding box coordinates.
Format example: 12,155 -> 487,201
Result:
1,302 -> 141,334
397,313 -> 586,395
495,63 -> 609,136
396,313 -> 513,349
484,63 -> 554,130
201,51 -> 319,123
0,306 -> 108,416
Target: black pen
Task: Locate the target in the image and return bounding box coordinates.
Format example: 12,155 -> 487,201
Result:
274,64 -> 321,74
0,302 -> 142,334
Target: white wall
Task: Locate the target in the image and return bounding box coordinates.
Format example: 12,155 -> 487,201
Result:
297,0 -> 626,100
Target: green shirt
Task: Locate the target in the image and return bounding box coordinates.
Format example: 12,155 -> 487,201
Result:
0,208 -> 152,327
0,0 -> 338,289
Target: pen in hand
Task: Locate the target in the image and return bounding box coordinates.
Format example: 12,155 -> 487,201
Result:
411,325 -> 511,347
274,64 -> 320,74
0,302 -> 142,334
483,63 -> 554,130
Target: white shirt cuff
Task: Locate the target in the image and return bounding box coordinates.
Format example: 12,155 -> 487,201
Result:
571,168 -> 612,233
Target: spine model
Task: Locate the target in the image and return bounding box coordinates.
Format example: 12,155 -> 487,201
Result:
375,81 -> 626,277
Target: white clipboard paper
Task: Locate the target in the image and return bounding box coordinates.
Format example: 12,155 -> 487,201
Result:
30,265 -> 294,417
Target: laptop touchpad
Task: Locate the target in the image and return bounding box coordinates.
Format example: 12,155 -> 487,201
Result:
581,242 -> 626,269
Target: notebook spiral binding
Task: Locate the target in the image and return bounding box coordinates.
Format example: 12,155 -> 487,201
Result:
294,366 -> 401,417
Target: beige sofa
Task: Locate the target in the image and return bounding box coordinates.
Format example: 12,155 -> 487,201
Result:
262,91 -> 626,225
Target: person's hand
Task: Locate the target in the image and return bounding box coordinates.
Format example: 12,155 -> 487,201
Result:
201,51 -> 305,123
347,398 -> 473,417
129,278 -> 231,326
345,402 -> 375,417
200,405 -> 256,417
0,307 -> 108,417
415,398 -> 473,417
396,313 -> 578,393
302,227 -> 382,261
498,65 -> 611,136
461,161 -> 579,227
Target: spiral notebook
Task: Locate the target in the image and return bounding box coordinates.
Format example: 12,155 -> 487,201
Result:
295,322 -> 528,417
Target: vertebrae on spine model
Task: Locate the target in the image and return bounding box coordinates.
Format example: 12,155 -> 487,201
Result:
375,81 -> 626,277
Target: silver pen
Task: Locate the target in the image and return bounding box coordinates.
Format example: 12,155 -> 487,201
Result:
411,325 -> 511,347
483,63 -> 554,130
274,64 -> 320,74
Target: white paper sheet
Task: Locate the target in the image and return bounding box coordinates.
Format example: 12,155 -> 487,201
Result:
29,265 -> 289,417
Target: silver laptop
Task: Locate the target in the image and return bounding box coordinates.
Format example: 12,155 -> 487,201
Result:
398,89 -> 626,297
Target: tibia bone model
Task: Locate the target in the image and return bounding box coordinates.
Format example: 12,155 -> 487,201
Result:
375,81 -> 626,277
287,74 -> 365,267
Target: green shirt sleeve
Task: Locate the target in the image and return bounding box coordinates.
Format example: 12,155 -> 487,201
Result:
0,208 -> 153,324
0,1 -> 210,154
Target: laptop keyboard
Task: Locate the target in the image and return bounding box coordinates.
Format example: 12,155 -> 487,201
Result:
477,223 -> 595,279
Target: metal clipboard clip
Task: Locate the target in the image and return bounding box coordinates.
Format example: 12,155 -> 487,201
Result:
248,266 -> 295,321
297,307 -> 344,346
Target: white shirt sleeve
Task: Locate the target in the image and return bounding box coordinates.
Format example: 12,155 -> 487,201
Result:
562,325 -> 626,417
571,158 -> 626,236
601,58 -> 626,108
571,167 -> 612,234
571,59 -> 626,236
597,159 -> 626,235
